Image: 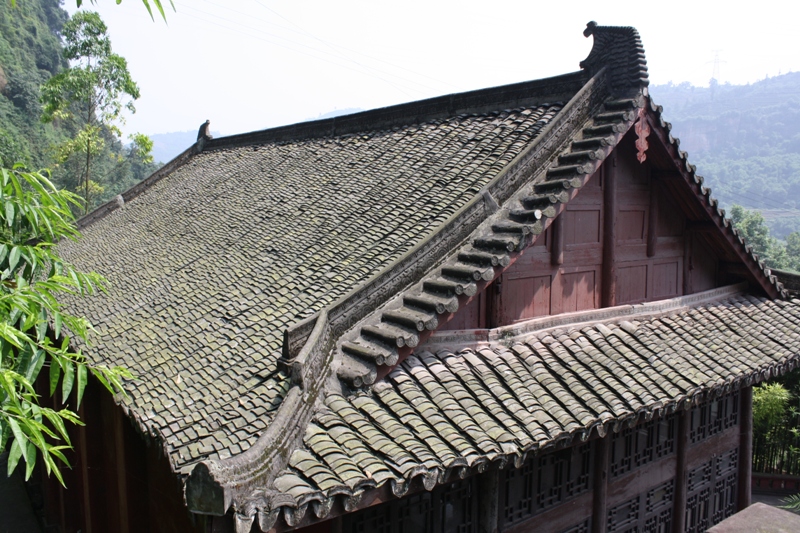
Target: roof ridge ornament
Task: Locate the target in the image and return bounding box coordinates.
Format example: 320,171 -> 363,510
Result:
580,21 -> 649,97
635,106 -> 650,162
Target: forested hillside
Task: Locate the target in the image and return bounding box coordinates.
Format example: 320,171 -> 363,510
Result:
650,74 -> 800,239
0,0 -> 158,211
0,0 -> 66,166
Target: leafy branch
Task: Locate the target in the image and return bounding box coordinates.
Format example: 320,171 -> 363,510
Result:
0,165 -> 130,485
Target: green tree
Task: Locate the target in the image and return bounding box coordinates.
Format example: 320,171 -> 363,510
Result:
729,204 -> 789,269
786,231 -> 800,272
40,11 -> 142,213
0,165 -> 129,483
0,0 -> 167,485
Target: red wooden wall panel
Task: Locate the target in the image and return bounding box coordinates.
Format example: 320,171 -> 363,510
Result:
438,131 -> 728,330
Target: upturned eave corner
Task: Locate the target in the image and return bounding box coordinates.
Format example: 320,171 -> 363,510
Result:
185,461 -> 231,517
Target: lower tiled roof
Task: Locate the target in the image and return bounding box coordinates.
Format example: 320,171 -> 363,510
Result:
262,294 -> 800,525
59,103 -> 563,471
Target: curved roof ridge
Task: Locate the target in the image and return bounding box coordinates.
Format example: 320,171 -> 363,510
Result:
421,283 -> 749,352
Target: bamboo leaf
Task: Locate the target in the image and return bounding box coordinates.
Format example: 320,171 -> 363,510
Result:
7,439 -> 23,477
61,361 -> 74,401
76,364 -> 87,407
49,360 -> 61,396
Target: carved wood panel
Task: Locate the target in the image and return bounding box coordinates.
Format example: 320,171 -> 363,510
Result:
500,444 -> 593,529
607,479 -> 673,533
684,448 -> 738,532
610,415 -> 676,479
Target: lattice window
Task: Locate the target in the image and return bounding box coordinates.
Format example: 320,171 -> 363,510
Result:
711,450 -> 738,525
500,443 -> 592,528
502,460 -> 535,524
643,481 -> 673,533
685,489 -> 710,533
347,504 -> 393,533
684,447 -> 739,532
607,480 -> 674,533
537,449 -> 567,509
559,519 -> 591,533
536,444 -> 592,513
440,479 -> 476,533
343,477 -> 476,533
611,415 -> 675,478
607,496 -> 640,533
398,491 -> 433,533
690,391 -> 739,444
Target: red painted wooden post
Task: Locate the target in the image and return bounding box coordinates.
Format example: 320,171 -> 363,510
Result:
602,155 -> 617,308
738,386 -> 753,511
551,213 -> 564,266
647,178 -> 658,258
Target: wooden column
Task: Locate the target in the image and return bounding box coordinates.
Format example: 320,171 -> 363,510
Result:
647,179 -> 659,257
738,386 -> 753,511
478,468 -> 500,533
683,232 -> 693,296
77,403 -> 94,533
672,408 -> 690,533
113,404 -> 130,533
551,215 -> 565,266
602,156 -> 618,308
488,276 -> 502,329
592,433 -> 610,533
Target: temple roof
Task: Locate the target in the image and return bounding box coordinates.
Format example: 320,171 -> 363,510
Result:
241,289 -> 800,529
56,21 -> 796,532
60,86 -> 570,470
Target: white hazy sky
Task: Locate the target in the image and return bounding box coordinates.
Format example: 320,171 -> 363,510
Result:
66,0 -> 800,138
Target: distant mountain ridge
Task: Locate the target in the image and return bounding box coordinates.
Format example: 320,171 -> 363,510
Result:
149,130 -> 219,165
149,109 -> 363,164
650,72 -> 800,239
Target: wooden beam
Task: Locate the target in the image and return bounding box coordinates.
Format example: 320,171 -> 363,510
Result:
645,107 -> 780,299
602,156 -> 617,308
683,233 -> 693,295
592,433 -> 610,533
551,214 -> 564,266
738,386 -> 753,511
647,178 -> 659,257
672,408 -> 689,533
684,222 -> 717,233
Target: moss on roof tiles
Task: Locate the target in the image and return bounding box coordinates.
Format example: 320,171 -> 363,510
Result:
59,104 -> 563,470
283,296 -> 800,499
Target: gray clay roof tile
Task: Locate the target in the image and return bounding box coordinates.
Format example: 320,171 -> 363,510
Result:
59,103 -> 563,470
279,295 -> 800,503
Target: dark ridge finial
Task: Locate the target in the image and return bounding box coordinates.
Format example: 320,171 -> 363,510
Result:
580,22 -> 649,97
197,119 -> 213,142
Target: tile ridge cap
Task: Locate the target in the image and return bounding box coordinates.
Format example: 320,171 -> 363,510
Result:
418,283 -> 749,352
